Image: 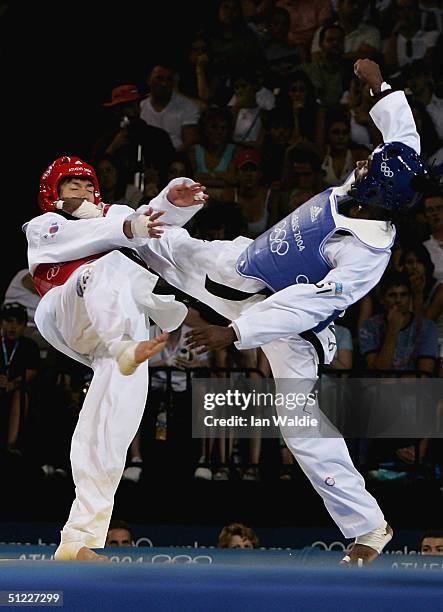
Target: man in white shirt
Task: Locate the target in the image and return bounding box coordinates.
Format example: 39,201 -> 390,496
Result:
140,64 -> 200,152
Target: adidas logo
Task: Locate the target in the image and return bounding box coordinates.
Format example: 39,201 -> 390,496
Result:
310,206 -> 322,222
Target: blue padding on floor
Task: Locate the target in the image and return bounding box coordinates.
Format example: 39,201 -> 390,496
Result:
0,557 -> 442,612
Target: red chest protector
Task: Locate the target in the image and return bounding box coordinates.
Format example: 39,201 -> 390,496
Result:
33,252 -> 109,297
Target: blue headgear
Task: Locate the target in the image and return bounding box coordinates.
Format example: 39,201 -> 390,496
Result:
350,141 -> 428,213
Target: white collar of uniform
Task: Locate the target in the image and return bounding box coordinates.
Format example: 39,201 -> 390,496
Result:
329,182 -> 396,250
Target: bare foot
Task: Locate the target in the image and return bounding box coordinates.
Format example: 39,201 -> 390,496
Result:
76,547 -> 109,562
117,332 -> 169,375
340,524 -> 394,566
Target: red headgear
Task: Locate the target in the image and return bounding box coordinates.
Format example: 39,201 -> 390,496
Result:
38,156 -> 102,212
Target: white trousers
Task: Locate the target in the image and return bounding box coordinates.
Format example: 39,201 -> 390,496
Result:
34,251 -> 186,549
262,332 -> 384,539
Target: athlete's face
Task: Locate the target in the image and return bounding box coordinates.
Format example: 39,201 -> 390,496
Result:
59,178 -> 95,203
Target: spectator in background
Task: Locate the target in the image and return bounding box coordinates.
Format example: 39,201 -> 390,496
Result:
280,146 -> 323,214
140,64 -> 200,152
206,0 -> 268,106
423,191 -> 443,283
311,0 -> 381,63
276,0 -> 332,59
241,0 -> 274,39
3,269 -> 46,350
0,302 -> 40,454
263,6 -> 303,88
359,271 -> 438,373
96,155 -> 143,209
229,71 -> 266,149
383,0 -> 439,76
301,24 -> 350,109
320,112 -> 369,188
278,71 -> 325,148
105,520 -> 134,547
221,148 -> 280,238
399,243 -> 443,337
93,84 -> 174,187
420,530 -> 443,555
403,60 -> 443,141
189,107 -> 237,201
178,33 -> 213,106
329,324 -> 354,370
260,108 -> 295,186
217,522 -> 260,548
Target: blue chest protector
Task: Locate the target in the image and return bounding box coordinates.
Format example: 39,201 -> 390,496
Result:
236,189 -> 343,333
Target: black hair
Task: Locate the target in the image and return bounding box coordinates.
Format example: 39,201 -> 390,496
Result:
107,519 -> 133,538
319,23 -> 345,45
1,302 -> 28,325
379,271 -> 412,296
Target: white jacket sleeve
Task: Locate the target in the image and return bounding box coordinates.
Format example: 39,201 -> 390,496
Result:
370,90 -> 420,154
26,205 -> 147,273
232,235 -> 391,349
139,177 -> 203,227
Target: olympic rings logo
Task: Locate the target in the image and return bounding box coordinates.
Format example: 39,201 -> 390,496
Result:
46,266 -> 60,280
380,162 -> 394,178
270,221 -> 289,256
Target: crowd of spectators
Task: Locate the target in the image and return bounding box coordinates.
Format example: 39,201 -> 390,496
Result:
2,0 -> 443,494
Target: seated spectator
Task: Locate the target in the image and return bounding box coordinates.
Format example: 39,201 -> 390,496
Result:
140,64 -> 201,152
3,268 -> 48,351
96,155 -> 143,209
320,112 -> 369,188
206,0 -> 268,105
220,148 -> 280,238
229,71 -> 266,148
277,71 -> 325,149
279,146 -> 323,214
189,107 -> 237,200
260,108 -> 295,186
276,0 -> 332,59
217,522 -> 260,548
383,0 -> 440,76
178,32 -> 214,106
190,200 -> 248,241
403,59 -> 443,141
105,520 -> 134,547
399,243 -> 443,349
359,271 -> 438,373
93,84 -> 174,186
329,324 -> 354,371
0,302 -> 40,454
423,191 -> 443,283
420,530 -> 443,555
301,23 -> 350,110
311,0 -> 381,63
263,6 -> 302,88
407,98 -> 442,164
241,0 -> 274,39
